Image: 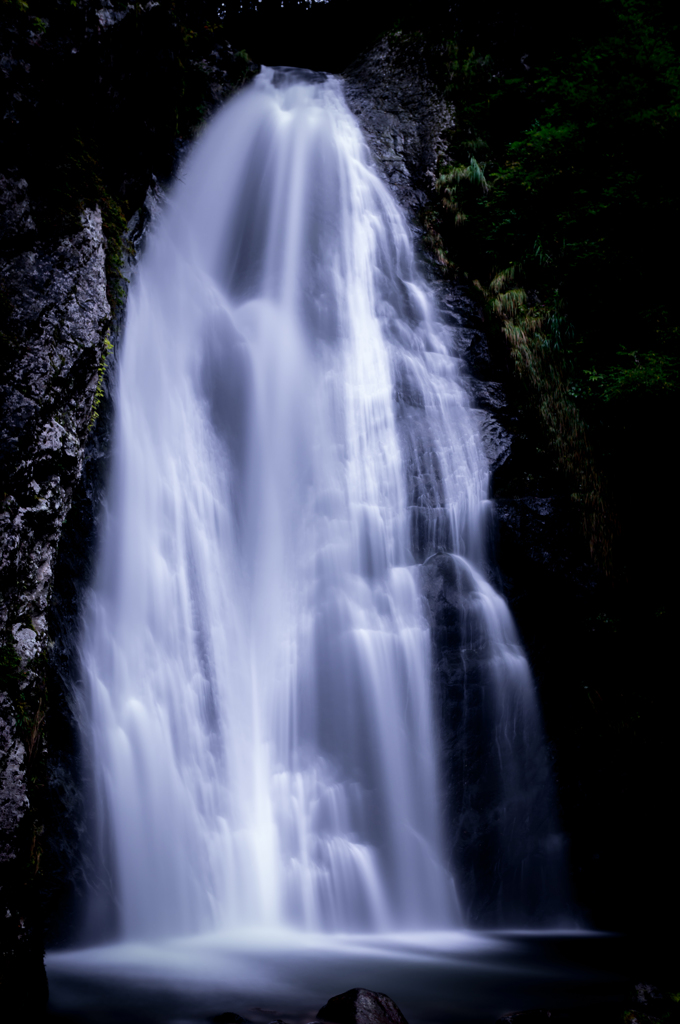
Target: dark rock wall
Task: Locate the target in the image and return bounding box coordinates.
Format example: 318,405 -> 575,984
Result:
343,35 -> 514,488
344,33 -> 454,212
0,197 -> 110,638
0,175 -> 110,1004
42,184 -> 166,951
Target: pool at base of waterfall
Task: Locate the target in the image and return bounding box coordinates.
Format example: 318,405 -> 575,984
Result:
46,930 -> 626,1024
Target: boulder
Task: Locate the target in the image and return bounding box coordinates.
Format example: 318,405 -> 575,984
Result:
316,988 -> 409,1024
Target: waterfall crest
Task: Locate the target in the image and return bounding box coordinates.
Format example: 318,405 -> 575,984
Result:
79,67 -> 565,941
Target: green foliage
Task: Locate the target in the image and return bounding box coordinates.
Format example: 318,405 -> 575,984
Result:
441,0 -> 680,355
571,350 -> 680,403
0,643 -> 24,695
432,0 -> 679,568
88,333 -> 114,430
0,641 -> 46,775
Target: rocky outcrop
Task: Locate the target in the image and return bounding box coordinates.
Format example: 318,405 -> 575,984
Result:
0,196 -> 110,636
43,182 -> 166,951
317,988 -> 409,1024
342,40 -> 515,483
0,173 -> 110,1002
343,34 -> 454,212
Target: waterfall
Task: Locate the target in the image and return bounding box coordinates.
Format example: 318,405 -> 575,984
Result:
78,66 -> 565,942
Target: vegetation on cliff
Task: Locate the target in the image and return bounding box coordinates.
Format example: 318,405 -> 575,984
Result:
430,0 -> 679,573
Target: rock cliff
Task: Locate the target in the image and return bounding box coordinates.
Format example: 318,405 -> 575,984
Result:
0,173 -> 110,1004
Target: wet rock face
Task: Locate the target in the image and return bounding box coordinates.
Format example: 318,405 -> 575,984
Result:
43,182 -> 166,951
0,201 -> 110,634
343,35 -> 454,212
342,44 -> 514,485
0,174 -> 36,245
0,171 -> 110,988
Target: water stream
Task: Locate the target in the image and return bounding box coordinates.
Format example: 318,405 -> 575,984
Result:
76,67 -> 565,950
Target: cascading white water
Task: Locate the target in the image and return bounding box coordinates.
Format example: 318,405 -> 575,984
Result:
79,66 -> 564,942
